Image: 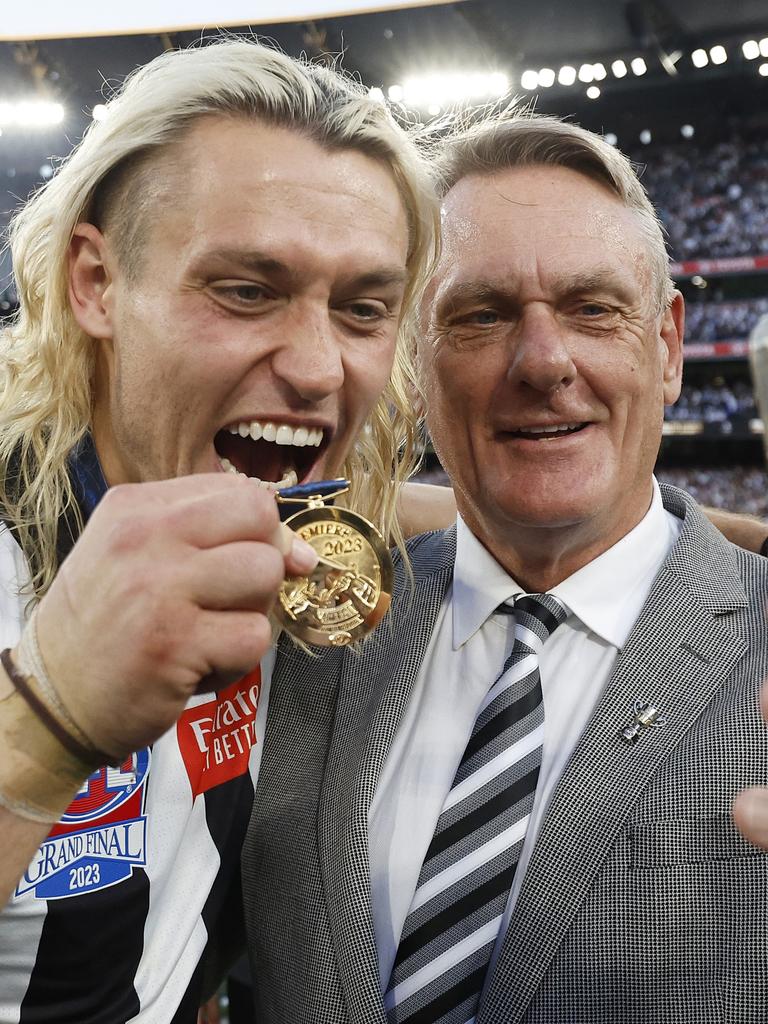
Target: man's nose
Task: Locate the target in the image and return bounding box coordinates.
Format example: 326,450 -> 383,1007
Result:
507,306 -> 577,394
271,307 -> 345,402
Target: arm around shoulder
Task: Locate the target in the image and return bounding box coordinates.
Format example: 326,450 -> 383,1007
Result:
398,481 -> 457,539
703,506 -> 768,555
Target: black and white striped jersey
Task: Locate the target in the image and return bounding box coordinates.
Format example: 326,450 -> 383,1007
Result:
0,526 -> 274,1023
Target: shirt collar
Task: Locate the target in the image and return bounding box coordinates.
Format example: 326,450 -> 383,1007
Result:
453,478 -> 681,651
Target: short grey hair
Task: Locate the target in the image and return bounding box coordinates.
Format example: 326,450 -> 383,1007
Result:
434,111 -> 674,315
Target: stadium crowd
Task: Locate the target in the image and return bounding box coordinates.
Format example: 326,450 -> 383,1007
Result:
685,297 -> 768,342
637,135 -> 768,262
664,379 -> 757,425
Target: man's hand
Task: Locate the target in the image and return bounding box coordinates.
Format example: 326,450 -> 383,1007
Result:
733,678 -> 768,850
32,474 -> 317,760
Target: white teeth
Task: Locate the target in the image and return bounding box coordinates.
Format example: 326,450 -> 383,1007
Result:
517,422 -> 583,436
219,421 -> 325,484
217,456 -> 298,491
223,419 -> 325,448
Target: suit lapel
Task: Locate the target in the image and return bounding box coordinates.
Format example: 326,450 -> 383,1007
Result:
318,528 -> 457,1024
480,490 -> 749,1024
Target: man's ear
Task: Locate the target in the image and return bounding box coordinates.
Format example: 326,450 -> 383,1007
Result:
68,223 -> 116,340
660,289 -> 684,405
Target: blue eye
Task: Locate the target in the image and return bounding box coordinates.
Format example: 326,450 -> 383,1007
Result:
469,310 -> 499,325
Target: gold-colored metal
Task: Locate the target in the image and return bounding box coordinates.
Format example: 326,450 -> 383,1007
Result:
276,498 -> 393,647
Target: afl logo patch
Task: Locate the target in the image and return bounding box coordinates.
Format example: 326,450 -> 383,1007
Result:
62,748 -> 151,824
16,750 -> 151,901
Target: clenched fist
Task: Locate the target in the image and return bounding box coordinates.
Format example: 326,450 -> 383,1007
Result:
29,474 -> 317,760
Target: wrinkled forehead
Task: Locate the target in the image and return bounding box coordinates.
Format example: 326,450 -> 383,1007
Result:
436,165 -> 655,301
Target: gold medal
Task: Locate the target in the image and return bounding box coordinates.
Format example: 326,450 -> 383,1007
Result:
275,482 -> 393,647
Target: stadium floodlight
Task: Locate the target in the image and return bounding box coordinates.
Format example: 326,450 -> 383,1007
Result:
558,65 -> 577,86
611,59 -> 628,78
709,45 -> 727,65
488,72 -> 509,93
592,63 -> 607,81
631,57 -> 647,75
92,103 -> 110,120
760,63 -> 768,77
639,129 -> 652,144
743,40 -> 760,60
400,71 -> 510,108
387,84 -> 403,102
520,70 -> 539,90
537,68 -> 555,88
367,88 -> 385,104
604,132 -> 618,146
760,38 -> 768,58
0,100 -> 64,127
578,63 -> 595,83
586,86 -> 600,99
691,49 -> 709,68
681,124 -> 695,138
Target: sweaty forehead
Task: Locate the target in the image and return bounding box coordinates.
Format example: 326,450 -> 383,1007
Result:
438,165 -> 650,288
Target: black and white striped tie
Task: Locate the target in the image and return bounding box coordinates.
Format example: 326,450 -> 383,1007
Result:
383,593 -> 568,1024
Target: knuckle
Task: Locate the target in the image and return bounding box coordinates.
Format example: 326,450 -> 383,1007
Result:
250,613 -> 273,652
105,512 -> 154,556
250,488 -> 280,531
253,544 -> 285,590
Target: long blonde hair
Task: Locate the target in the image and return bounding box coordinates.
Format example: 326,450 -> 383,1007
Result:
1,39 -> 440,596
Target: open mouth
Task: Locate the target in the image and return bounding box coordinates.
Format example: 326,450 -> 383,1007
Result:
214,419 -> 329,489
506,422 -> 589,440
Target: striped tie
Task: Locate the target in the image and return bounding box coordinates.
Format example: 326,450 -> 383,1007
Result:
383,593 -> 568,1024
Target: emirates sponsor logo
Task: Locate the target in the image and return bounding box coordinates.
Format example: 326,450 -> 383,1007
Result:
176,669 -> 261,795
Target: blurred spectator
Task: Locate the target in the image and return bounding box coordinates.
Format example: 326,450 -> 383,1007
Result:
665,379 -> 757,424
685,298 -> 768,343
656,466 -> 768,518
634,136 -> 768,261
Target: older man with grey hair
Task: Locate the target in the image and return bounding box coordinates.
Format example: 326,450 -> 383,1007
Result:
242,112 -> 768,1024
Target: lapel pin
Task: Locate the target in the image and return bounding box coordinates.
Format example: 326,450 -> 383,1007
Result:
619,700 -> 666,745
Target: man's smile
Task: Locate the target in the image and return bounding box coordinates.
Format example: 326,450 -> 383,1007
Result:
503,421 -> 589,440
214,417 -> 332,488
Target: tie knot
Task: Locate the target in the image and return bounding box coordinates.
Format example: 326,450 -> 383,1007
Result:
499,592 -> 568,643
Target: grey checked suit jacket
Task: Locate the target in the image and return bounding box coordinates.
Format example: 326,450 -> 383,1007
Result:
242,484 -> 768,1023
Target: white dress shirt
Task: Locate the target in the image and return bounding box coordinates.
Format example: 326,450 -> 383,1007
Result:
368,479 -> 682,989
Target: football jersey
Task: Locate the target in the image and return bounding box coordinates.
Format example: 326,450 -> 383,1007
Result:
0,443 -> 273,1022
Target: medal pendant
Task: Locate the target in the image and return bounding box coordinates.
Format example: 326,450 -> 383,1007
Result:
276,483 -> 393,647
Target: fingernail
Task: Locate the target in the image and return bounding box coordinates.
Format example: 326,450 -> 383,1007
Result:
290,536 -> 319,573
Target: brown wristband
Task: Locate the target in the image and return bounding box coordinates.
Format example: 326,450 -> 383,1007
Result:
0,648 -> 118,768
